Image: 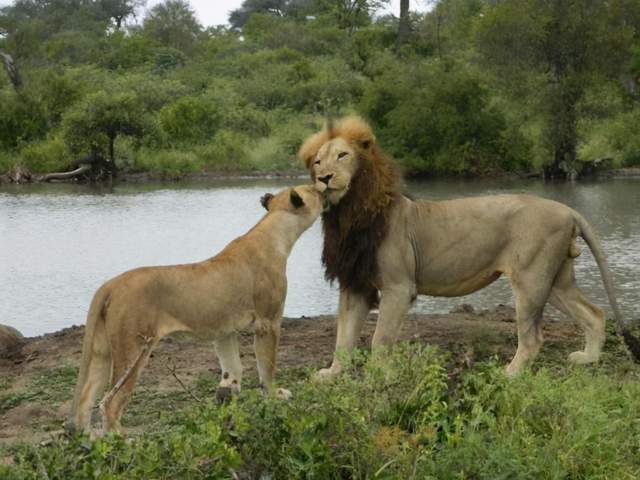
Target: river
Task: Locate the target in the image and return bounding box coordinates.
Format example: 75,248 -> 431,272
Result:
1,178 -> 639,337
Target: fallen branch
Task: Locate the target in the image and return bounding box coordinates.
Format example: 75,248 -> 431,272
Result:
99,334 -> 154,432
167,360 -> 202,403
38,164 -> 91,182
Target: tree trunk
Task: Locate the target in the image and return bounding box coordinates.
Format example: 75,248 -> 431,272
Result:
108,135 -> 116,164
396,0 -> 411,48
0,51 -> 22,91
544,80 -> 581,180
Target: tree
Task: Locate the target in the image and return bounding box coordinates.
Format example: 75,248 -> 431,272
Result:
229,0 -> 290,29
315,0 -> 390,32
99,0 -> 146,30
142,0 -> 201,55
62,90 -> 147,170
475,0 -> 635,178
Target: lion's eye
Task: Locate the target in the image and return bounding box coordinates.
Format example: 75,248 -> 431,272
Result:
337,152 -> 348,160
314,159 -> 321,166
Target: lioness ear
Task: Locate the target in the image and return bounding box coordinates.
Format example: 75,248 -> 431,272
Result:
290,189 -> 305,208
260,193 -> 274,210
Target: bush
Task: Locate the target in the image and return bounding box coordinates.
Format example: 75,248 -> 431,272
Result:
158,95 -> 222,145
19,135 -> 73,173
194,129 -> 252,171
131,149 -> 203,177
578,108 -> 640,167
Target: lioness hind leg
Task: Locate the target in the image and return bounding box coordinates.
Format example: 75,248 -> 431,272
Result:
549,259 -> 605,365
214,333 -> 242,400
102,338 -> 155,433
74,348 -> 110,432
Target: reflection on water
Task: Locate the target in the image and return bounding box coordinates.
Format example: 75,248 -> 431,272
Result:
1,178 -> 639,337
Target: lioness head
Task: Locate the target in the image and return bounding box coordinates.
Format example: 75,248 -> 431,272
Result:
260,184 -> 325,224
298,116 -> 376,206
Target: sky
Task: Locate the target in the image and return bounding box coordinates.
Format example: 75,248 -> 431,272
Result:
0,1 -> 431,27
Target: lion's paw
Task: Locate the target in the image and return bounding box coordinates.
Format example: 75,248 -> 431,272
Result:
313,368 -> 339,383
568,351 -> 597,365
276,388 -> 292,400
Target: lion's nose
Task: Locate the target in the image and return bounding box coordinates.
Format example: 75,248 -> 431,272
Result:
318,174 -> 333,185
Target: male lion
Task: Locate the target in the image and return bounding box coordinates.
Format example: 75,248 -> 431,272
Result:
69,185 -> 324,434
299,116 -> 640,378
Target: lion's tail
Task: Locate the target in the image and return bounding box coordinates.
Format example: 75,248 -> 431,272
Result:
574,212 -> 640,362
69,284 -> 111,427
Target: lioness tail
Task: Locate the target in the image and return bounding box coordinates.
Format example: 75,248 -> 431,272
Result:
68,284 -> 111,425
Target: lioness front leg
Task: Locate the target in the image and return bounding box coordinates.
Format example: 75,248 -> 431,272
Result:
254,320 -> 290,399
214,333 -> 242,401
314,289 -> 370,381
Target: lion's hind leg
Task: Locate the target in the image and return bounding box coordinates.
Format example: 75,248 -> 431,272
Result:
549,259 -> 605,365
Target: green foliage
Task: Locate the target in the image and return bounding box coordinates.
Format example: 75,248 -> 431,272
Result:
579,109 -> 640,167
19,135 -> 73,173
131,148 -> 204,177
360,61 -> 531,175
61,90 -> 148,162
2,344 -> 639,479
158,96 -> 221,145
1,0 -> 639,177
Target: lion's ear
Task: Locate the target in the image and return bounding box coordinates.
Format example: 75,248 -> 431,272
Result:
290,189 -> 305,208
360,138 -> 374,151
260,193 -> 274,210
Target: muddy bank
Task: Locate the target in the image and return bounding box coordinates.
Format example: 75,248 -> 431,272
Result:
0,306 -> 586,445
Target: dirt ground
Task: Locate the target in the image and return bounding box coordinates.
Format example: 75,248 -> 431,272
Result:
0,305 -> 584,445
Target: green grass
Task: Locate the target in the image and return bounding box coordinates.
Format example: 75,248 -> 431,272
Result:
1,343 -> 638,479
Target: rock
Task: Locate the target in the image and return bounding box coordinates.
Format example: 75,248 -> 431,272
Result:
0,325 -> 25,359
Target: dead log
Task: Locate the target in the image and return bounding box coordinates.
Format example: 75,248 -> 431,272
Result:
38,164 -> 91,182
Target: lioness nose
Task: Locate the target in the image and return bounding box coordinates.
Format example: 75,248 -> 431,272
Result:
318,174 -> 333,185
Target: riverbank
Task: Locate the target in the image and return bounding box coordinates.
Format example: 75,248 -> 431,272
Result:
3,165 -> 639,185
2,306 -> 639,478
0,304 -> 628,445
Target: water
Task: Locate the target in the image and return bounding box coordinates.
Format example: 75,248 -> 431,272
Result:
1,178 -> 639,337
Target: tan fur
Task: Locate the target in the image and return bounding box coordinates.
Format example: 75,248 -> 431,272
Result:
69,185 -> 323,434
302,117 -> 626,379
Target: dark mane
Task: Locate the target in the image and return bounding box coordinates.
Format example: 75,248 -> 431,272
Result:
322,148 -> 400,301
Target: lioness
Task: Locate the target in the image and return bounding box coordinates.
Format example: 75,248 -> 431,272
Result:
69,185 -> 324,433
299,116 -> 640,378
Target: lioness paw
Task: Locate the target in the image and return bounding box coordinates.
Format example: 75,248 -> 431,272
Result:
276,388 -> 292,400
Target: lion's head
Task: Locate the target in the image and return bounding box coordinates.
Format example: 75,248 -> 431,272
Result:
298,116 -> 401,299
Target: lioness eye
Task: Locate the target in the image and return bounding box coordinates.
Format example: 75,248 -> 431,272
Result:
314,159 -> 321,165
337,152 -> 348,160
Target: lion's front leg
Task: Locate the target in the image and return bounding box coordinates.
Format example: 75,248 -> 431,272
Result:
314,288 -> 370,381
371,284 -> 414,348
